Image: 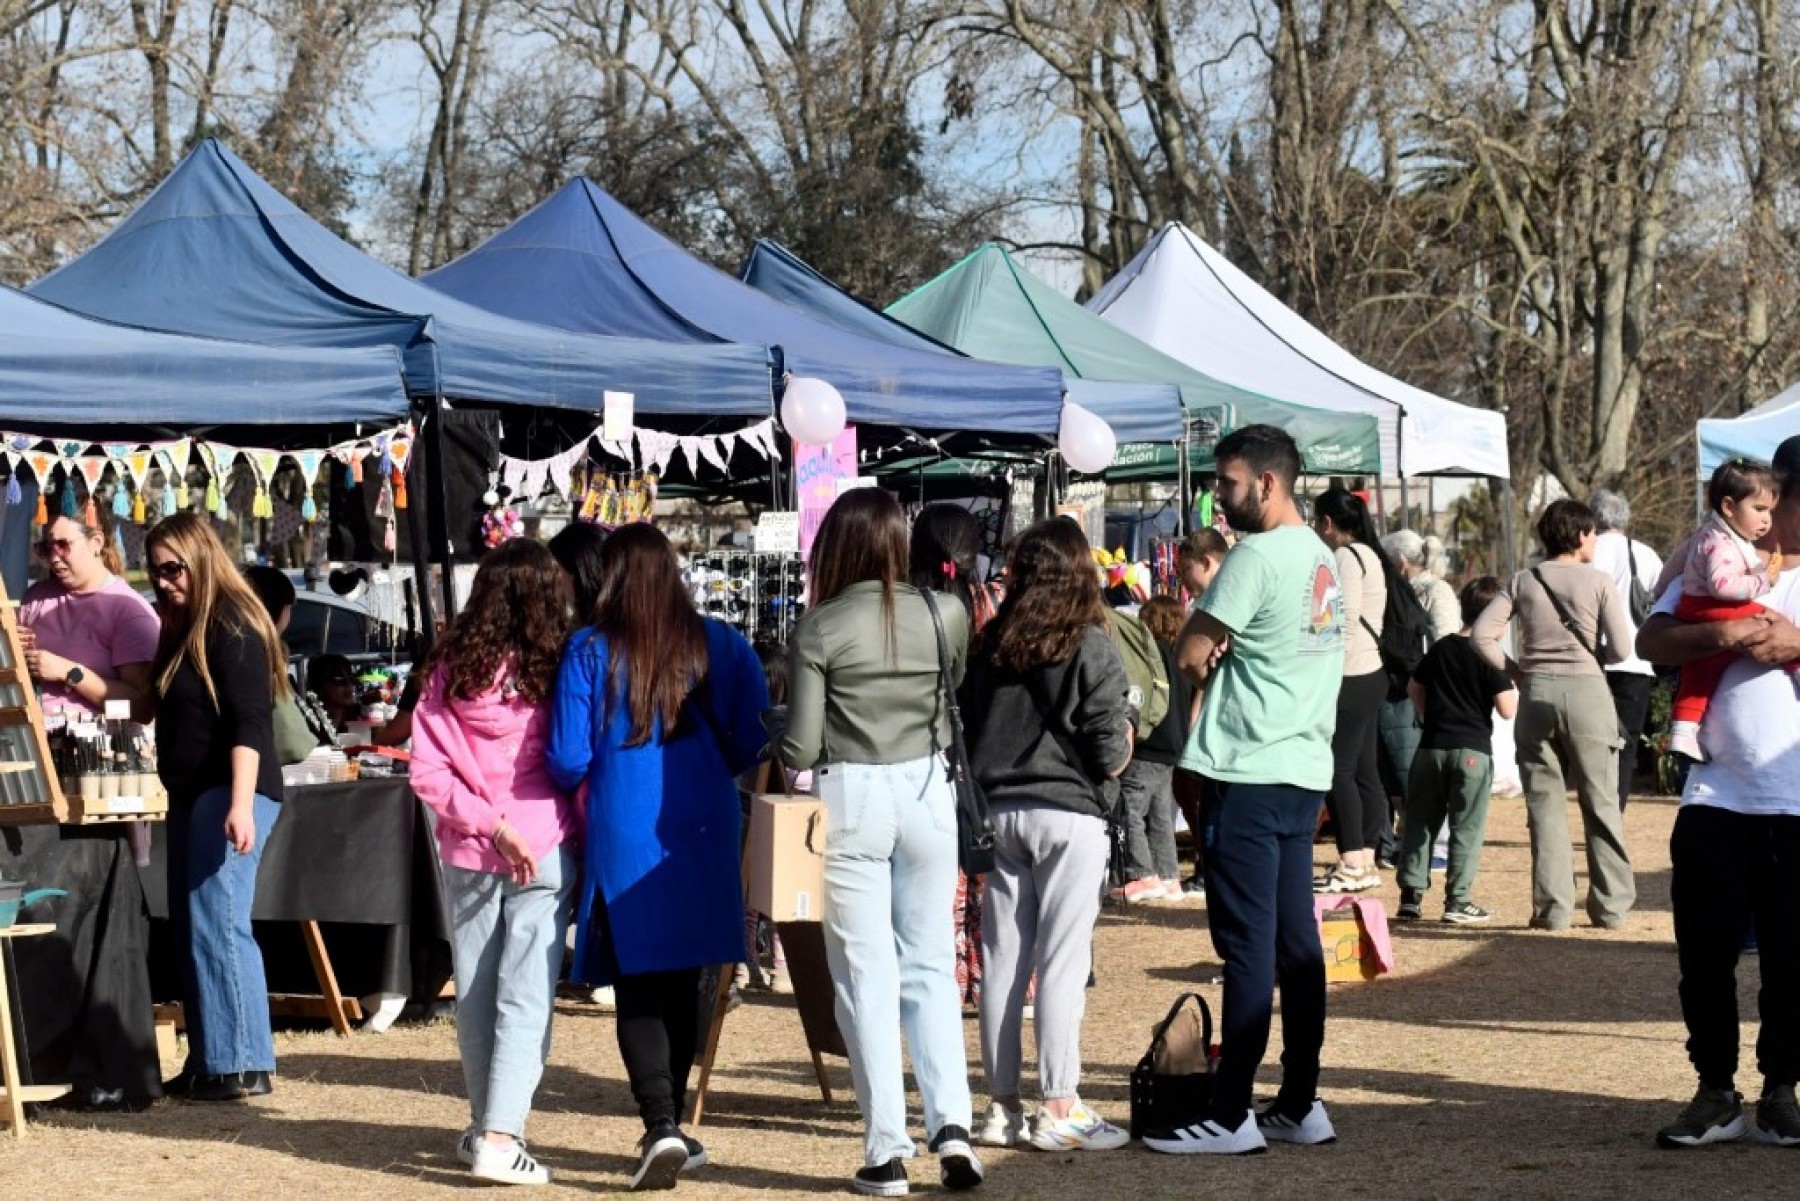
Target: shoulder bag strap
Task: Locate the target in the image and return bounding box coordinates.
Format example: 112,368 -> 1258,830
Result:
1344,543 -> 1382,645
1530,566 -> 1604,665
918,589 -> 973,784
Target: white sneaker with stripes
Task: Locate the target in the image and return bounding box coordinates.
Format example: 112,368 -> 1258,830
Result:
1256,1098 -> 1337,1145
1142,1110 -> 1267,1155
471,1136 -> 551,1185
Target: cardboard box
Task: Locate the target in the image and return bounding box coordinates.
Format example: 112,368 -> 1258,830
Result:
747,793 -> 827,922
1319,903 -> 1384,983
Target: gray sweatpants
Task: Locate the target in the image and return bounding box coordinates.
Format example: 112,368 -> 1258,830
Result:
979,802 -> 1110,1102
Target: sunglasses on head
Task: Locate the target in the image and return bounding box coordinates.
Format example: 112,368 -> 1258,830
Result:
151,560 -> 188,582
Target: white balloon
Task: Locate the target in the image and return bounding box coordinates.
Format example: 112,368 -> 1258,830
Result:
781,376 -> 848,446
1058,400 -> 1117,474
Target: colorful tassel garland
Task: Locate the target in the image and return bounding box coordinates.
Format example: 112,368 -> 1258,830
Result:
60,485 -> 78,518
393,468 -> 407,510
301,495 -> 317,523
5,475 -> 19,506
83,497 -> 97,528
378,441 -> 393,476
162,483 -> 178,517
112,487 -> 130,518
350,455 -> 364,485
204,478 -> 220,513
253,488 -> 273,519
132,490 -> 146,524
33,491 -> 46,525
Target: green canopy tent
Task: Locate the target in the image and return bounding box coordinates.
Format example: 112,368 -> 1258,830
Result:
885,244 -> 1381,478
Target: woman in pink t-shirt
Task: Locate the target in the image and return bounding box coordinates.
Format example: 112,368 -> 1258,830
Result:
19,514 -> 161,720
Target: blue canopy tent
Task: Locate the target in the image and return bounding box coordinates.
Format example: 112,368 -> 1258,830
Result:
0,286 -> 409,430
736,238 -> 1183,445
29,141 -> 775,418
422,181 -> 1156,439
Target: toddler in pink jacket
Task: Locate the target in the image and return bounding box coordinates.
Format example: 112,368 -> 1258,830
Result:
411,540 -> 579,1187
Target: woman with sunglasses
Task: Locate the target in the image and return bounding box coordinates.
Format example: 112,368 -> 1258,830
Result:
146,513 -> 289,1102
780,488 -> 983,1198
545,524 -> 769,1191
18,513 -> 160,722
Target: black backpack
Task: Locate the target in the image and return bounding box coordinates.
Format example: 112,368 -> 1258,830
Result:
1351,545 -> 1433,690
1626,542 -> 1655,625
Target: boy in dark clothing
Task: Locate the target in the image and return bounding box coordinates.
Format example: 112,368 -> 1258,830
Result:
1397,576 -> 1519,924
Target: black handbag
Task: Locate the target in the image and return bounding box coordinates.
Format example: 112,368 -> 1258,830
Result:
920,588 -> 997,876
1129,992 -> 1217,1139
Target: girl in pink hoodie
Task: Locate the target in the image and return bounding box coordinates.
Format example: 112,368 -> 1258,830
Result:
411,539 -> 579,1187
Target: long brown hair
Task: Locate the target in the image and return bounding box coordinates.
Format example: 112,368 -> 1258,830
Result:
809,488 -> 909,653
147,512 -> 290,706
593,523 -> 708,746
983,519 -> 1107,673
427,538 -> 570,703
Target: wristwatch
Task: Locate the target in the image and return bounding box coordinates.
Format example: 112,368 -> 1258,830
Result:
64,666 -> 85,688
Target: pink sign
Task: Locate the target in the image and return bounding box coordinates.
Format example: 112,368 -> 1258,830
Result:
796,425 -> 858,557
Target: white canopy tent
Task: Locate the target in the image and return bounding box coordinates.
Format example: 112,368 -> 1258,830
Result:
1695,380 -> 1800,480
1087,223 -> 1512,479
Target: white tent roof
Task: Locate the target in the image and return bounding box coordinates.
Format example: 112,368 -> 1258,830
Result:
1087,224 -> 1511,479
1696,379 -> 1800,479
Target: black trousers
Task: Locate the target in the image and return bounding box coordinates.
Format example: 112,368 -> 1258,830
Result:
590,897 -> 703,1131
1607,673 -> 1655,812
1328,671 -> 1390,856
1202,780 -> 1327,1122
1670,805 -> 1800,1093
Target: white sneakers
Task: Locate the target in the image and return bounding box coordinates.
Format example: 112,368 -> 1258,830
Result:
1144,1100 -> 1336,1155
470,1136 -> 551,1185
1256,1098 -> 1337,1145
1028,1103 -> 1130,1151
976,1102 -> 1031,1147
975,1101 -> 1128,1151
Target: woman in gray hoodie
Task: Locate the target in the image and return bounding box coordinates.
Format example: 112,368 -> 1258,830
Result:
965,518 -> 1133,1153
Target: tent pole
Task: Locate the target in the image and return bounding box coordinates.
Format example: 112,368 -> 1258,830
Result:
403,404 -> 439,655
1176,438 -> 1192,537
1500,478 -> 1518,577
424,392 -> 458,621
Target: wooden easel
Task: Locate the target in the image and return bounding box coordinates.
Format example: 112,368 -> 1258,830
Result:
688,759 -> 840,1127
0,579 -> 69,826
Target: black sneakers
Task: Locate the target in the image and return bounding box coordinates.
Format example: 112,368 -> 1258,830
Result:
851,1157 -> 909,1197
1656,1086 -> 1746,1148
1442,901 -> 1491,925
929,1125 -> 985,1191
1754,1084 -> 1800,1146
630,1124 -> 688,1191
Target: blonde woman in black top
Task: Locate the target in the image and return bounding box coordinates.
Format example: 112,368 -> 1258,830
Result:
148,513 -> 289,1103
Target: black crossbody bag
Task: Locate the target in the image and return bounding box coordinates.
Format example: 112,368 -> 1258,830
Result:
921,589 -> 997,876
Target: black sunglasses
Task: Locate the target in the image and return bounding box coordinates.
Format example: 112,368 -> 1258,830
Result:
151,560 -> 188,582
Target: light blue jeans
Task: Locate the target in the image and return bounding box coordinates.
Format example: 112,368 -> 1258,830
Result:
445,843 -> 577,1137
168,787 -> 281,1076
820,755 -> 971,1166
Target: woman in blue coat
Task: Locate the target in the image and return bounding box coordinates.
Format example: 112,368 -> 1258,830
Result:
546,524 -> 769,1191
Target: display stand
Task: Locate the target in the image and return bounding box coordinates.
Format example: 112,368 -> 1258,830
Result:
0,580 -> 68,827
689,760 -> 843,1127
0,924 -> 70,1137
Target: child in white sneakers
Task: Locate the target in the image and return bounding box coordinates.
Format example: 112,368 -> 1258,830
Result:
1666,460 -> 1791,760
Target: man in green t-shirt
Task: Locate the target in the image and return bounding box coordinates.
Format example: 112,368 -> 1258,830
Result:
1144,424 -> 1344,1157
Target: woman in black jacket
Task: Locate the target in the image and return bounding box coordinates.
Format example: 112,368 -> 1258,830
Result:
965,519 -> 1133,1152
147,513 -> 289,1102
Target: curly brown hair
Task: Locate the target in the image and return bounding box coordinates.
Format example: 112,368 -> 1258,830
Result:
982,519 -> 1106,672
1139,594 -> 1187,646
427,538 -> 571,704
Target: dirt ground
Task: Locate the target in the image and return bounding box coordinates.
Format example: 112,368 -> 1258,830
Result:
5,793 -> 1796,1199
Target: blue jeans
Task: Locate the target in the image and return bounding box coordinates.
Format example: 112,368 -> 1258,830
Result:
1202,780 -> 1327,1122
444,843 -> 577,1137
820,755 -> 971,1166
167,787 -> 281,1075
